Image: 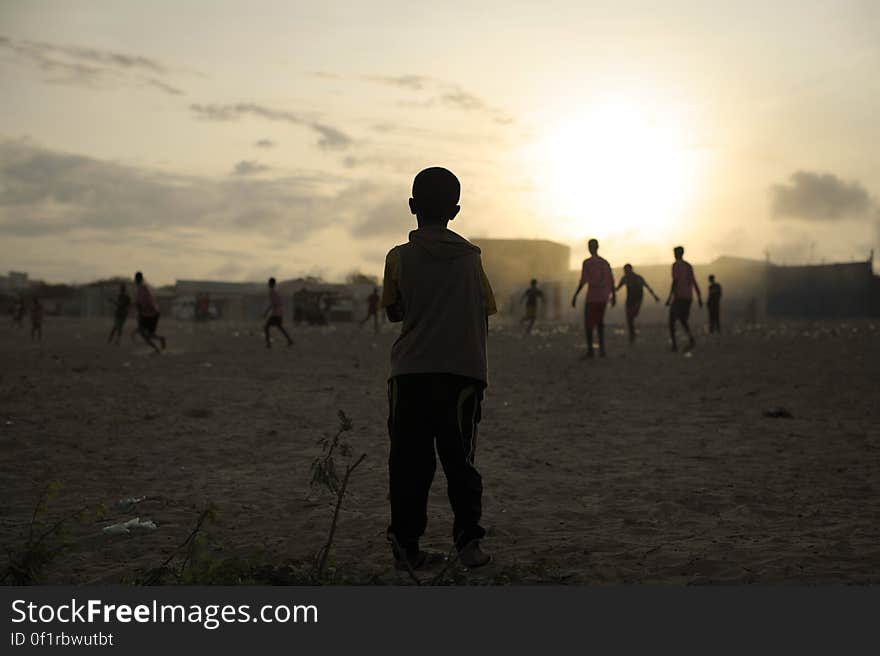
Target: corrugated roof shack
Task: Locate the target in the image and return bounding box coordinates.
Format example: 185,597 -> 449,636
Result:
470,238 -> 571,320
767,260 -> 879,318
281,279 -> 374,324
174,280 -> 268,321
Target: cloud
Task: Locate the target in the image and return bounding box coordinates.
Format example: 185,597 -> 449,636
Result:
363,73 -> 514,124
145,78 -> 184,96
0,34 -> 186,95
254,139 -> 276,149
190,103 -> 352,150
770,171 -> 875,221
349,196 -> 409,238
368,75 -> 431,91
0,139 -> 408,251
232,160 -> 271,176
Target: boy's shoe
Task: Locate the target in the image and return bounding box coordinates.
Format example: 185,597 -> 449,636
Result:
159,336 -> 166,350
458,540 -> 492,569
391,542 -> 444,571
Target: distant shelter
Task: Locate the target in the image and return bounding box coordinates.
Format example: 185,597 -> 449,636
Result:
470,238 -> 571,320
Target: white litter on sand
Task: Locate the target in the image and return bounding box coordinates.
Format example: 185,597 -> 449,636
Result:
114,495 -> 146,509
102,517 -> 158,535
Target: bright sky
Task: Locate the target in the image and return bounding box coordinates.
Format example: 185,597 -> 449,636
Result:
1,0 -> 878,284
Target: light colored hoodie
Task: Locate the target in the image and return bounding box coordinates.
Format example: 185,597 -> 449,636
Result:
381,226 -> 497,385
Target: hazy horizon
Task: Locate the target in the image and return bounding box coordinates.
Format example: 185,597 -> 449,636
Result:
2,0 -> 879,286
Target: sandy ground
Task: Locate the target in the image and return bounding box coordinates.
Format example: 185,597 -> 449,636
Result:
1,315 -> 878,584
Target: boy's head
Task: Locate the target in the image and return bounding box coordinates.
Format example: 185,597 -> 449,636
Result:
530,278 -> 537,287
623,263 -> 633,274
588,238 -> 599,255
268,277 -> 276,288
673,246 -> 684,260
409,167 -> 460,226
134,271 -> 144,285
709,274 -> 715,283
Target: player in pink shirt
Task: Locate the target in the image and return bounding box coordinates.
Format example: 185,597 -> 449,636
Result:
664,246 -> 702,351
264,277 -> 293,348
571,238 -> 616,358
134,271 -> 166,354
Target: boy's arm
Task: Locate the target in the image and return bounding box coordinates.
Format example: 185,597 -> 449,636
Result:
381,248 -> 404,323
609,266 -> 617,306
692,266 -> 703,306
571,282 -> 584,307
644,280 -> 659,300
571,264 -> 586,307
479,261 -> 497,317
666,265 -> 675,305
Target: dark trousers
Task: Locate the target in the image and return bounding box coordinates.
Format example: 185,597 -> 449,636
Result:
387,373 -> 486,549
708,303 -> 720,333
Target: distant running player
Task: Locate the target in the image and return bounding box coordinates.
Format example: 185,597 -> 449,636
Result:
615,263 -> 659,344
360,287 -> 381,334
107,283 -> 131,345
665,246 -> 702,351
134,271 -> 166,354
12,298 -> 25,328
30,297 -> 43,342
571,239 -> 616,358
707,274 -> 722,334
264,277 -> 293,348
521,279 -> 544,334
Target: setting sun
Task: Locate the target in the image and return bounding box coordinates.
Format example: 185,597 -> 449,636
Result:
527,100 -> 702,240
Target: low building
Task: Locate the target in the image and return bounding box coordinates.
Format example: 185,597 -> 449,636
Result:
470,238 -> 570,320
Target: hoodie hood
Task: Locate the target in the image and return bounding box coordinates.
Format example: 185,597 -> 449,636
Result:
408,226 -> 481,260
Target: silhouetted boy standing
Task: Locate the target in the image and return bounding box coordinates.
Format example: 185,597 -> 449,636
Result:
30,297 -> 43,343
381,167 -> 496,570
707,274 -> 722,334
521,278 -> 544,334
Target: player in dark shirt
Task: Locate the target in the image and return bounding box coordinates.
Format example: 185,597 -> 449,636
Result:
521,278 -> 545,334
615,264 -> 659,344
360,287 -> 381,334
107,283 -> 131,346
707,274 -> 722,334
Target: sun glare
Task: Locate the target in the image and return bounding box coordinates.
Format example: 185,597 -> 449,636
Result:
527,101 -> 701,240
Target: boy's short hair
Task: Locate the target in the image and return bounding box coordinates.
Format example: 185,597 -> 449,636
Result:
674,246 -> 684,257
588,238 -> 599,250
134,271 -> 143,282
624,263 -> 633,271
530,278 -> 537,285
412,167 -> 460,217
269,277 -> 276,286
